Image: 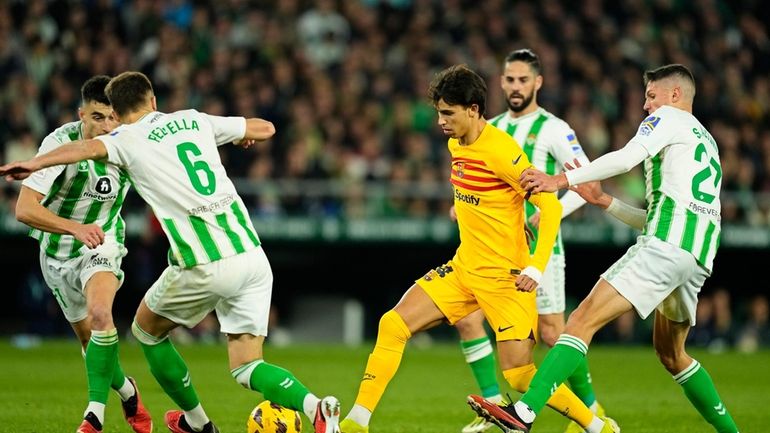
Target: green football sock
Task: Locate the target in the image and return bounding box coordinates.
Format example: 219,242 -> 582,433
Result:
86,329 -> 119,404
461,336 -> 500,398
239,361 -> 311,411
139,337 -> 201,411
520,334 -> 587,414
111,358 -> 127,390
567,356 -> 596,407
675,360 -> 739,433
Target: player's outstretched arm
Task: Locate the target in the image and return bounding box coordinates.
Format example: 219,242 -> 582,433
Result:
565,159 -> 647,230
245,118 -> 276,140
0,139 -> 107,181
520,144 -> 648,194
15,186 -> 105,247
236,118 -> 276,148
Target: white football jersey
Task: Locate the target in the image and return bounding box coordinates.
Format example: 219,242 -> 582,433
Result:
489,108 -> 589,255
630,105 -> 721,271
23,121 -> 130,260
100,110 -> 258,268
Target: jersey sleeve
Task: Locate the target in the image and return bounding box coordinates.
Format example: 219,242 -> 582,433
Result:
526,188 -> 562,272
627,105 -> 678,157
21,135 -> 67,195
201,114 -> 247,146
544,123 -> 589,217
100,130 -> 130,168
489,143 -> 562,272
491,143 -> 534,199
547,122 -> 590,169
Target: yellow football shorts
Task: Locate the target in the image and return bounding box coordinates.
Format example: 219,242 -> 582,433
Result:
416,259 -> 537,341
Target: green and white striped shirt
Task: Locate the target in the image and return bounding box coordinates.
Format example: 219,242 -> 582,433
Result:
23,121 -> 130,260
101,110 -> 258,268
632,105 -> 721,271
489,108 -> 589,255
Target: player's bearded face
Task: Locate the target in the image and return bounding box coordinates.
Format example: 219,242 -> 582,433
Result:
507,88 -> 534,113
80,101 -> 119,139
501,61 -> 539,113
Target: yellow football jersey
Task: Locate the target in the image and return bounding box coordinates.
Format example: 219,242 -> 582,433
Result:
449,122 -> 562,277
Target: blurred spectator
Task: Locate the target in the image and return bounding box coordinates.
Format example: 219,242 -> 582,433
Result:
736,295 -> 770,353
4,128 -> 37,163
689,289 -> 736,352
0,1 -> 767,223
297,0 -> 350,70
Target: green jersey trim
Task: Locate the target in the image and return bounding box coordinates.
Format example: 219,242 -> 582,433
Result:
189,215 -> 222,262
230,202 -> 260,247
680,210 -> 698,252
45,169 -> 89,258
216,213 -> 246,254
699,222 -> 717,266
164,218 -> 197,267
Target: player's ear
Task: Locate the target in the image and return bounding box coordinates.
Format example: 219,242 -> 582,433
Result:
468,104 -> 480,118
535,75 -> 543,92
151,96 -> 158,111
671,85 -> 682,103
77,108 -> 85,121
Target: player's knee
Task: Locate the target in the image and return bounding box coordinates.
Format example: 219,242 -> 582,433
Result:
377,310 -> 412,346
455,315 -> 485,339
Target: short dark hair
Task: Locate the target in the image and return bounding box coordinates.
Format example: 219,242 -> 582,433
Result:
428,65 -> 487,115
505,48 -> 542,75
105,71 -> 154,116
81,75 -> 111,106
643,64 -> 695,88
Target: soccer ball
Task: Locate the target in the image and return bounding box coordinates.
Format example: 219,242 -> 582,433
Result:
247,400 -> 302,433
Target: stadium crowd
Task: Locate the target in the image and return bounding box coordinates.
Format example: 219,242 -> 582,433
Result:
0,1 -> 769,349
0,0 -> 769,224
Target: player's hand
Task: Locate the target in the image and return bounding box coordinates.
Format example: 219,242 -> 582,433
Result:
71,223 -> 105,249
520,168 -> 562,194
565,159 -> 611,209
515,274 -> 538,292
449,205 -> 457,222
0,160 -> 40,181
516,266 -> 541,292
236,138 -> 258,148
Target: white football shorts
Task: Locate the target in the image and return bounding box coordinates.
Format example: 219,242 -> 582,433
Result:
40,240 -> 127,323
144,246 -> 273,336
536,253 -> 566,315
601,235 -> 709,325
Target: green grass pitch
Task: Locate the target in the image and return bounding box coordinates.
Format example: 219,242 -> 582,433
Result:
0,340 -> 767,432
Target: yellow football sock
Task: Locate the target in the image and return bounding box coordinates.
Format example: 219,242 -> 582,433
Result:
355,310 -> 412,412
503,364 -> 595,428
